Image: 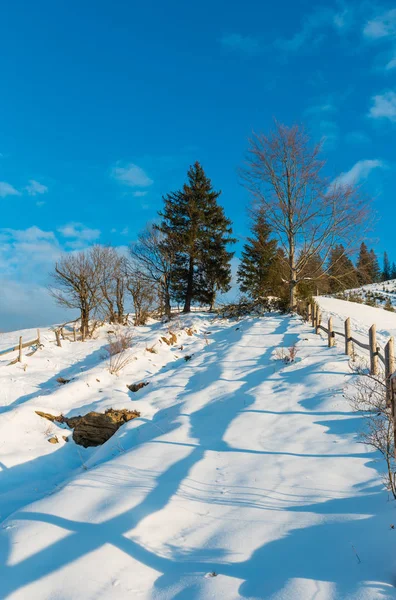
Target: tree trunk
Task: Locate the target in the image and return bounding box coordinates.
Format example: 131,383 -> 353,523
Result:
289,236 -> 297,312
81,306 -> 89,339
116,279 -> 124,324
162,275 -> 172,318
183,257 -> 194,313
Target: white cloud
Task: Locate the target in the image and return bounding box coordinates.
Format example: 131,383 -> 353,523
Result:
0,181 -> 20,198
364,9 -> 396,39
369,91 -> 396,122
0,227 -> 61,286
111,162 -> 153,188
132,190 -> 148,197
220,33 -> 261,55
0,280 -> 76,331
276,7 -> 348,52
386,54 -> 396,70
345,131 -> 371,145
25,179 -> 48,196
333,159 -> 384,187
57,222 -> 101,246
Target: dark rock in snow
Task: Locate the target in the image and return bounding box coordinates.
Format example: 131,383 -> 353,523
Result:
127,382 -> 149,393
36,408 -> 140,448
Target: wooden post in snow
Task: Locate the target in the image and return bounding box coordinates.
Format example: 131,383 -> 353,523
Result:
315,308 -> 321,334
37,329 -> 41,345
18,336 -> 23,362
307,303 -> 312,323
73,327 -> 77,342
369,324 -> 379,376
312,304 -> 316,328
344,318 -> 352,357
391,377 -> 396,459
385,337 -> 395,406
55,329 -> 62,348
328,317 -> 334,348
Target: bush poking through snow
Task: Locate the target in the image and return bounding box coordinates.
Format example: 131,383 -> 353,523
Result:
274,344 -> 299,364
106,328 -> 134,375
146,344 -> 158,354
346,368 -> 396,500
161,331 -> 178,346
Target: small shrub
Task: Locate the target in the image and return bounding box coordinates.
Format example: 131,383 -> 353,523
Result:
146,344 -> 158,354
274,344 -> 299,364
106,328 -> 134,375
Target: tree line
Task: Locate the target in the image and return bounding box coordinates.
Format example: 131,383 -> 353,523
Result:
51,122 -> 388,334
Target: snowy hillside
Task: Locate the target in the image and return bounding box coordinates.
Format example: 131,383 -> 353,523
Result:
334,279 -> 396,312
1,311 -> 396,599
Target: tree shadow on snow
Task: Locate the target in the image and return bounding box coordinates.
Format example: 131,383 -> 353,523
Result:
0,315 -> 394,599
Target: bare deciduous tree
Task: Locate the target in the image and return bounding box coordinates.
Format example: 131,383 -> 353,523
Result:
242,122 -> 370,310
125,266 -> 156,326
50,248 -> 104,338
91,246 -> 126,324
129,225 -> 174,318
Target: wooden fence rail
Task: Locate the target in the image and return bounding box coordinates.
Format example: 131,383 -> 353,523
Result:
298,300 -> 396,456
0,329 -> 41,364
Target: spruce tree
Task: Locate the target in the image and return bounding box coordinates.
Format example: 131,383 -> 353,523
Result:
328,245 -> 358,292
356,242 -> 372,285
298,253 -> 329,299
156,162 -> 234,312
369,249 -> 381,283
392,262 -> 396,280
382,251 -> 391,282
237,208 -> 278,300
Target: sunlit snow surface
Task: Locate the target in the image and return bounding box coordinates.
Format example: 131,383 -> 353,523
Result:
1,311 -> 395,599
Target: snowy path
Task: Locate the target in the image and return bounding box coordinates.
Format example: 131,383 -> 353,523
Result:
0,314 -> 395,599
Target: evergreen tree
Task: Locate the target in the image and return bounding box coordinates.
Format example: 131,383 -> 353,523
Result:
382,252 -> 391,281
298,253 -> 329,299
392,262 -> 396,280
328,245 -> 358,292
237,208 -> 278,300
356,242 -> 372,285
369,249 -> 381,283
156,162 -> 234,312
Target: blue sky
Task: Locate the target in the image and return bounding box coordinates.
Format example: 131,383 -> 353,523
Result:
0,0 -> 395,329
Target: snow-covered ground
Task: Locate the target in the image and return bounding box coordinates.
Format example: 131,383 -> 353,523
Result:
316,296 -> 396,360
334,279 -> 396,311
1,311 -> 396,599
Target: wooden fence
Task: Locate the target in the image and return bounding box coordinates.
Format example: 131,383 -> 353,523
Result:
0,324 -> 83,364
298,300 -> 396,423
0,329 -> 41,364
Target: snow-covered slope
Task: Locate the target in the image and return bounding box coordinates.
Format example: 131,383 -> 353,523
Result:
1,313 -> 395,599
316,295 -> 396,356
336,279 -> 396,312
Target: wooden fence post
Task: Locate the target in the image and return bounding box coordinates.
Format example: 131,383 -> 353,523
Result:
328,317 -> 334,348
315,308 -> 321,334
369,324 -> 379,376
345,318 -> 352,357
55,329 -> 62,348
37,329 -> 41,345
385,337 -> 395,406
391,377 -> 396,459
18,336 -> 23,362
312,304 -> 316,328
307,303 -> 312,323
73,327 -> 77,342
